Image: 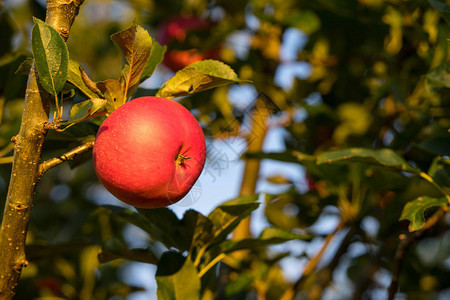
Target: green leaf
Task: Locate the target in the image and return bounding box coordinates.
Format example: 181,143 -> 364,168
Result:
283,10 -> 321,34
316,148 -> 420,174
98,238 -> 158,265
67,60 -> 101,99
66,98 -> 107,123
400,196 -> 448,231
209,227 -> 311,255
157,60 -> 248,99
14,56 -> 33,75
137,207 -> 193,251
100,206 -> 187,250
207,195 -> 260,245
428,0 -> 450,24
112,24 -> 152,104
31,17 -> 69,95
428,157 -> 450,188
427,61 -> 450,89
140,40 -> 166,83
0,54 -> 29,101
156,253 -> 200,300
181,210 -> 214,252
96,79 -> 123,114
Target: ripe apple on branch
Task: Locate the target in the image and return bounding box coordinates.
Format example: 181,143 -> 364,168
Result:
92,96 -> 206,208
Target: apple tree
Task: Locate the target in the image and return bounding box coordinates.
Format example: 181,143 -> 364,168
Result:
0,0 -> 449,299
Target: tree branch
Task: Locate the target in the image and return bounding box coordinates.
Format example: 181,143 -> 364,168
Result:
387,206 -> 448,300
233,98 -> 271,242
39,140 -> 94,175
0,1 -> 85,298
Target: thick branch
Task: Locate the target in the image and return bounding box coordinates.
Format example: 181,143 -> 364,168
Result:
0,65 -> 51,299
0,1 -> 85,298
45,0 -> 85,41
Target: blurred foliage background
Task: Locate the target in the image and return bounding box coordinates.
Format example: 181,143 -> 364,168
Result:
0,0 -> 449,299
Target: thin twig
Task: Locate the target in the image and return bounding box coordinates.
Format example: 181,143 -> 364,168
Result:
302,222 -> 344,279
282,223 -> 355,300
0,157 -> 13,164
387,206 -> 448,300
0,143 -> 14,158
39,140 -> 94,175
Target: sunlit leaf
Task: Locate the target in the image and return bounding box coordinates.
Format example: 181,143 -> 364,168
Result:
140,40 -> 166,82
316,148 -> 420,174
266,174 -> 293,184
207,195 -> 260,244
31,17 -> 69,95
157,60 -> 248,99
156,252 -> 200,300
209,227 -> 311,254
96,79 -> 123,114
67,60 -> 101,99
112,24 -> 152,104
66,98 -> 107,124
400,196 -> 448,231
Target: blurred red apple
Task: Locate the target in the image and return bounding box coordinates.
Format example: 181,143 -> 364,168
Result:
157,15 -> 220,72
92,96 -> 206,208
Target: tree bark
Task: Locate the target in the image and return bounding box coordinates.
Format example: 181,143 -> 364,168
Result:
0,1 -> 85,298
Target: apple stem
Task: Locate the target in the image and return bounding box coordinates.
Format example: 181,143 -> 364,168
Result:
176,153 -> 191,166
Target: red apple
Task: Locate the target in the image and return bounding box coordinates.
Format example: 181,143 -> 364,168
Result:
157,15 -> 221,72
92,96 -> 206,208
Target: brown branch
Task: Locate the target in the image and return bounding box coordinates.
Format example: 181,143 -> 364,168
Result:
0,1 -> 85,298
39,140 -> 94,175
291,222 -> 345,293
304,223 -> 344,277
387,207 -> 448,300
233,98 -> 271,242
280,223 -> 356,300
0,143 -> 14,158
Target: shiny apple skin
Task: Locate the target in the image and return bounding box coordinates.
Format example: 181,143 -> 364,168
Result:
92,97 -> 206,208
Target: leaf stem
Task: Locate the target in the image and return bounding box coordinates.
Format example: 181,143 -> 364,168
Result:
197,253 -> 226,278
419,172 -> 450,203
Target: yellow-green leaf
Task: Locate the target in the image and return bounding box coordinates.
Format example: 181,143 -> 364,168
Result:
68,98 -> 107,123
157,60 -> 248,99
156,254 -> 200,300
67,60 -> 100,99
111,24 -> 152,104
400,196 -> 448,231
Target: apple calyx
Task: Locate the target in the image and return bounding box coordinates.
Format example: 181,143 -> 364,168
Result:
176,153 -> 191,166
